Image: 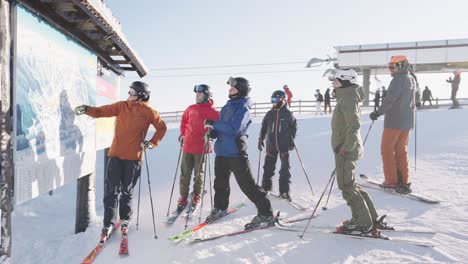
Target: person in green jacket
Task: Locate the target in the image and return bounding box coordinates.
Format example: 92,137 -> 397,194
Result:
329,68 -> 381,234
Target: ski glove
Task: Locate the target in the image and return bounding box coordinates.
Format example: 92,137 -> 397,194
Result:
204,119 -> 214,130
141,140 -> 154,150
178,135 -> 184,146
258,138 -> 264,151
289,139 -> 295,151
74,105 -> 88,116
369,111 -> 380,121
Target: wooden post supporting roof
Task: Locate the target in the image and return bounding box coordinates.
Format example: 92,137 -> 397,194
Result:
0,0 -> 13,261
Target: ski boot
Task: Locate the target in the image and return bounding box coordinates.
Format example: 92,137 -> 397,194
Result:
395,183 -> 412,194
100,223 -> 116,243
176,195 -> 188,212
373,215 -> 394,230
245,213 -> 275,230
205,208 -> 228,223
279,192 -> 292,202
336,219 -> 377,236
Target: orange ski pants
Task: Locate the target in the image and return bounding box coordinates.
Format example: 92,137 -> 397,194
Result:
381,128 -> 411,186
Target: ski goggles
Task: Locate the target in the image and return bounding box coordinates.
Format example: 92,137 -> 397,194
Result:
194,85 -> 206,93
128,88 -> 138,96
271,97 -> 280,104
227,77 -> 237,87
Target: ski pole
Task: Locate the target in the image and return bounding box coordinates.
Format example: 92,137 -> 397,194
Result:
143,148 -> 158,239
185,132 -> 210,229
136,171 -> 142,230
321,173 -> 335,211
293,142 -> 315,195
256,150 -> 262,184
298,169 -> 336,239
198,150 -> 210,224
166,146 -> 183,216
208,150 -> 213,211
414,110 -> 417,170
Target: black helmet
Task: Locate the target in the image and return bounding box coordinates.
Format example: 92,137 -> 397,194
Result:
227,77 -> 251,98
271,90 -> 286,99
129,81 -> 150,101
193,84 -> 212,97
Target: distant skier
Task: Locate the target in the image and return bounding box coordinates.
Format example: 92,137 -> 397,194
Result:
175,84 -> 219,215
315,89 -> 324,115
258,90 -> 297,200
446,70 -> 461,107
381,86 -> 387,101
373,88 -> 381,112
324,88 -> 332,114
283,84 -> 293,107
329,68 -> 380,234
205,77 -> 274,227
370,56 -> 416,194
422,86 -> 434,106
74,81 -> 167,240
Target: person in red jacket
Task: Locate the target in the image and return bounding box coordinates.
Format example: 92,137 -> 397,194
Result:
176,84 -> 220,213
283,85 -> 293,107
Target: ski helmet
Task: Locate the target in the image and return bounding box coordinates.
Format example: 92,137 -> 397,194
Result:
194,84 -> 212,103
193,84 -> 212,97
129,81 -> 151,101
388,55 -> 409,71
283,84 -> 288,89
227,77 -> 251,97
328,68 -> 358,84
271,90 -> 286,104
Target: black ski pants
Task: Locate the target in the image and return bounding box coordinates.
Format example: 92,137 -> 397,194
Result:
213,156 -> 272,216
261,150 -> 291,194
103,157 -> 141,226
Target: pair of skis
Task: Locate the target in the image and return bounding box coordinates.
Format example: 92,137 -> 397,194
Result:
165,190 -> 207,224
359,174 -> 441,204
168,203 -> 246,243
189,212 -> 321,244
81,222 -> 128,264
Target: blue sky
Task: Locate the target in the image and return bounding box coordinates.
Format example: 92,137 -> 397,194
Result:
107,0 -> 468,111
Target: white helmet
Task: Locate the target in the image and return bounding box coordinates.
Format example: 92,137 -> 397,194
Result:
328,68 -> 358,84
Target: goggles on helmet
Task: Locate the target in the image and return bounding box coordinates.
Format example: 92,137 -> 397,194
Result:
227,77 -> 237,87
194,85 -> 206,93
128,88 -> 138,96
327,69 -> 358,84
271,97 -> 280,104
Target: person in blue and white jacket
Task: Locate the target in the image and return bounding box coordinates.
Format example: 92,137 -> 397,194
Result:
204,77 -> 274,227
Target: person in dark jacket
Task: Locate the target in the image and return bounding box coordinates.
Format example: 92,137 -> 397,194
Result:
370,56 -> 416,194
422,86 -> 434,106
315,89 -> 324,115
381,86 -> 387,101
205,77 -> 274,227
258,90 -> 297,200
74,81 -> 167,239
446,70 -> 461,107
373,89 -> 381,111
324,88 -> 332,114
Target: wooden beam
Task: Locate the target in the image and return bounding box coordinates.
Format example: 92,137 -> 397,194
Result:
17,0 -> 123,75
0,0 -> 13,260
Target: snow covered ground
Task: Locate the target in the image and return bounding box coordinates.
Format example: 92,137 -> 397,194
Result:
12,107 -> 468,264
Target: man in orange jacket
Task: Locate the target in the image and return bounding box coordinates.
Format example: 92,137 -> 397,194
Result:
75,81 -> 167,239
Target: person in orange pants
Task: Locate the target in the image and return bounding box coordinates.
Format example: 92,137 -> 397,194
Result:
370,55 -> 416,194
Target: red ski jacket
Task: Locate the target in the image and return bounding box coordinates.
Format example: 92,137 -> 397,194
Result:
180,100 -> 220,154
